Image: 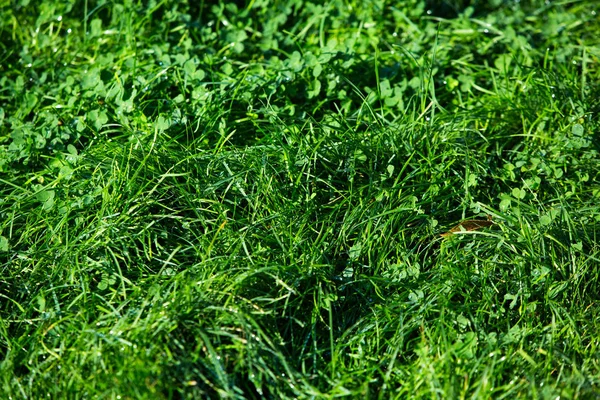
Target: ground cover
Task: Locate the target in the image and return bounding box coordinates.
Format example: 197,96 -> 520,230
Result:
1,0 -> 599,398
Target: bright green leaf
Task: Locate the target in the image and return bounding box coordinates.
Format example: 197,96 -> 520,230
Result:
572,124 -> 584,136
539,215 -> 552,226
37,190 -> 55,211
0,236 -> 8,252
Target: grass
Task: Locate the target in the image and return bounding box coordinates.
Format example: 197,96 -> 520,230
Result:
1,0 -> 599,398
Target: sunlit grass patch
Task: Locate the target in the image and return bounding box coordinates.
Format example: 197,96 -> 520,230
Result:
1,0 -> 599,398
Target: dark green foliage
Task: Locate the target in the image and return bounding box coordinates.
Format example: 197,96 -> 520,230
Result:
1,0 -> 599,398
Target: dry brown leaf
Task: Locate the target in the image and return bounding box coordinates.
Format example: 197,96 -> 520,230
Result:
440,217 -> 495,237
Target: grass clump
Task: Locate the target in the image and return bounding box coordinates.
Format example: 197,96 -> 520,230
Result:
1,0 -> 599,398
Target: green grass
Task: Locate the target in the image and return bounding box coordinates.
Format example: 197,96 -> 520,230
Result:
1,0 -> 600,398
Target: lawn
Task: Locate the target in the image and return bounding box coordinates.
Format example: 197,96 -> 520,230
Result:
1,0 -> 599,398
